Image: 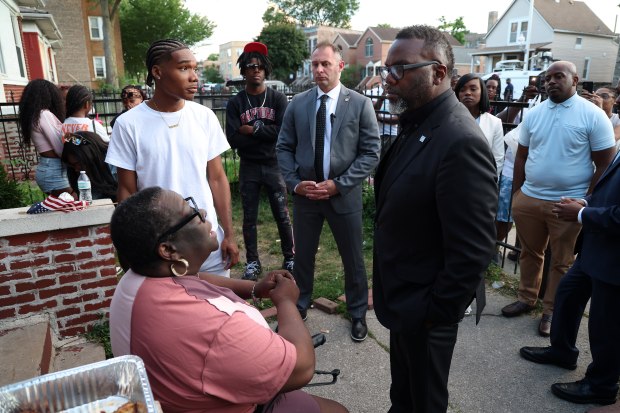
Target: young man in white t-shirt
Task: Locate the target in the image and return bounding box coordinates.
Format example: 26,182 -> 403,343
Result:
106,39 -> 239,276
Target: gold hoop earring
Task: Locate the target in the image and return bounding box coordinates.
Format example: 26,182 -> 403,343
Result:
170,258 -> 189,277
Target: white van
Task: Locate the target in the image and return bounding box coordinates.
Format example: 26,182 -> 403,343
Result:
482,70 -> 542,101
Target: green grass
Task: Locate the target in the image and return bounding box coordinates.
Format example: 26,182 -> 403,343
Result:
230,181 -> 375,315
84,314 -> 113,359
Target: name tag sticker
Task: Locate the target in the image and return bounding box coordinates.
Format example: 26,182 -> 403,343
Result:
419,135 -> 427,143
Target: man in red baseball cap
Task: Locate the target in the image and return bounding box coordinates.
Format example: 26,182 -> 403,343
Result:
225,42 -> 295,281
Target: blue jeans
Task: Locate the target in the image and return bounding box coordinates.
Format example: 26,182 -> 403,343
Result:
239,160 -> 294,262
36,156 -> 70,194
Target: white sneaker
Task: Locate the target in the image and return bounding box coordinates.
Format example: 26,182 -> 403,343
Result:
465,305 -> 473,316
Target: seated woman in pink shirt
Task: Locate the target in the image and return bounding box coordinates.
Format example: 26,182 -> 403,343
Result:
109,187 -> 347,413
18,79 -> 74,197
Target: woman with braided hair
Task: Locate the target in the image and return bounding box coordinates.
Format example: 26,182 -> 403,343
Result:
62,84 -> 109,141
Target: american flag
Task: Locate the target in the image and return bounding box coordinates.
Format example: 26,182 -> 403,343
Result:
27,193 -> 88,214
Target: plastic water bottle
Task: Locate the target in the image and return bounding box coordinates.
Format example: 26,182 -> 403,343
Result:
77,171 -> 92,204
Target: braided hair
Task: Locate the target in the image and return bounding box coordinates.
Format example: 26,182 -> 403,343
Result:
65,85 -> 93,117
145,39 -> 189,87
237,50 -> 273,78
18,79 -> 65,147
61,131 -> 117,202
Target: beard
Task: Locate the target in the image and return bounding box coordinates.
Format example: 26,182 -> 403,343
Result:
388,97 -> 408,115
386,73 -> 434,115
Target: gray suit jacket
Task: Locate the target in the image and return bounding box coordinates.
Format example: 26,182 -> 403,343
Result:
276,85 -> 380,214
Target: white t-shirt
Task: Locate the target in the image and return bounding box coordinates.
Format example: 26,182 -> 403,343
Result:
106,100 -> 231,274
62,117 -> 109,142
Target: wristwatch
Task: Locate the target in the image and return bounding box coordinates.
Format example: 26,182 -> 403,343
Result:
253,120 -> 264,135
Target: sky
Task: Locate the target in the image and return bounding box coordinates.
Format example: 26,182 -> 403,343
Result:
185,0 -> 620,60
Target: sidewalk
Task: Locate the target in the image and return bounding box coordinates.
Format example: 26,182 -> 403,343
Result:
301,284 -> 596,413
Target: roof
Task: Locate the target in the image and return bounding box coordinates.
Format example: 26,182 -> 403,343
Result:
442,32 -> 463,47
19,7 -> 62,41
534,0 -> 614,36
470,42 -> 551,56
368,27 -> 401,42
337,32 -> 362,46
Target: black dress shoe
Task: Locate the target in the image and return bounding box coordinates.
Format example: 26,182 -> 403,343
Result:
519,346 -> 577,370
551,379 -> 617,405
351,318 -> 367,342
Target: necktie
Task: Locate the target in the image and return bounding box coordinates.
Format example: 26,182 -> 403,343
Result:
315,95 -> 328,182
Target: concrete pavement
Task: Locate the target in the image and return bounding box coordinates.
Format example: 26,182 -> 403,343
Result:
298,284 -> 599,413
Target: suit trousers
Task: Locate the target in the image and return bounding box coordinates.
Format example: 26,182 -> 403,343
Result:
512,191 -> 581,314
292,195 -> 368,318
551,256 -> 620,393
388,324 -> 459,413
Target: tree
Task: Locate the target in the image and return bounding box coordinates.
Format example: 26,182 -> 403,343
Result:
207,53 -> 219,61
270,0 -> 359,28
377,23 -> 392,28
120,0 -> 215,80
262,5 -> 295,26
204,66 -> 224,83
340,64 -> 363,89
438,16 -> 469,45
256,24 -> 309,81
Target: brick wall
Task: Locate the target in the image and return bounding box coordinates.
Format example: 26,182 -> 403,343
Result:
0,200 -> 116,338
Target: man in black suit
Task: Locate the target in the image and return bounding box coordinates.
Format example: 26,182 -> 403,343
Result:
373,25 -> 498,412
519,151 -> 620,407
276,42 -> 380,341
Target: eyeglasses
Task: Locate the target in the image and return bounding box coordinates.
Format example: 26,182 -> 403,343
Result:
245,63 -> 265,71
379,61 -> 440,82
121,90 -> 142,100
63,133 -> 88,145
157,197 -> 206,243
596,93 -> 613,100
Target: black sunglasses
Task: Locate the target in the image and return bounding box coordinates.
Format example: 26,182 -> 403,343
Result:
121,91 -> 142,99
245,63 -> 265,71
157,197 -> 206,243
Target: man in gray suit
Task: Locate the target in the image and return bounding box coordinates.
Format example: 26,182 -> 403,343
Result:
276,42 -> 380,342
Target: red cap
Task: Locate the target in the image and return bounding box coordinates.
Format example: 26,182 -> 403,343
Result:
243,42 -> 268,56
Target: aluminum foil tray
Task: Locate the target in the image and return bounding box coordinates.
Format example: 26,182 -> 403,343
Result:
0,355 -> 156,413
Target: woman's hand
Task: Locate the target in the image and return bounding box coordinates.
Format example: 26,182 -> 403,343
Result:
254,270 -> 293,298
268,272 -> 300,306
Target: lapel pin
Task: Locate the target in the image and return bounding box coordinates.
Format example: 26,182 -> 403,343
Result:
419,136 -> 427,143
345,97 -> 350,102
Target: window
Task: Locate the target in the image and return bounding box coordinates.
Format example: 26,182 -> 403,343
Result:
227,49 -> 231,57
575,37 -> 582,49
582,57 -> 591,79
509,20 -> 528,44
365,38 -> 374,57
11,15 -> 25,77
0,42 -> 5,74
93,56 -> 106,78
89,16 -> 103,40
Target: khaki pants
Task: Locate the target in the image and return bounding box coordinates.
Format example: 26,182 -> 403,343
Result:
512,190 -> 581,315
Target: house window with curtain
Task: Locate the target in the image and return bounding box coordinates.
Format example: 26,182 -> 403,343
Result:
93,56 -> 106,78
365,38 -> 373,57
89,16 -> 103,40
582,57 -> 591,79
509,20 -> 528,44
575,37 -> 582,49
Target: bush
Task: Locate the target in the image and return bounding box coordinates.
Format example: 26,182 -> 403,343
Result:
0,167 -> 24,209
0,167 -> 45,209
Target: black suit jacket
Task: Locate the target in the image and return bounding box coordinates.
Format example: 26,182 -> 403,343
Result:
373,91 -> 498,333
579,153 -> 620,286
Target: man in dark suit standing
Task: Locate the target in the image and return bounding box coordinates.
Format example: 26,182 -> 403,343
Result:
373,25 -> 498,412
519,151 -> 620,408
276,42 -> 380,342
